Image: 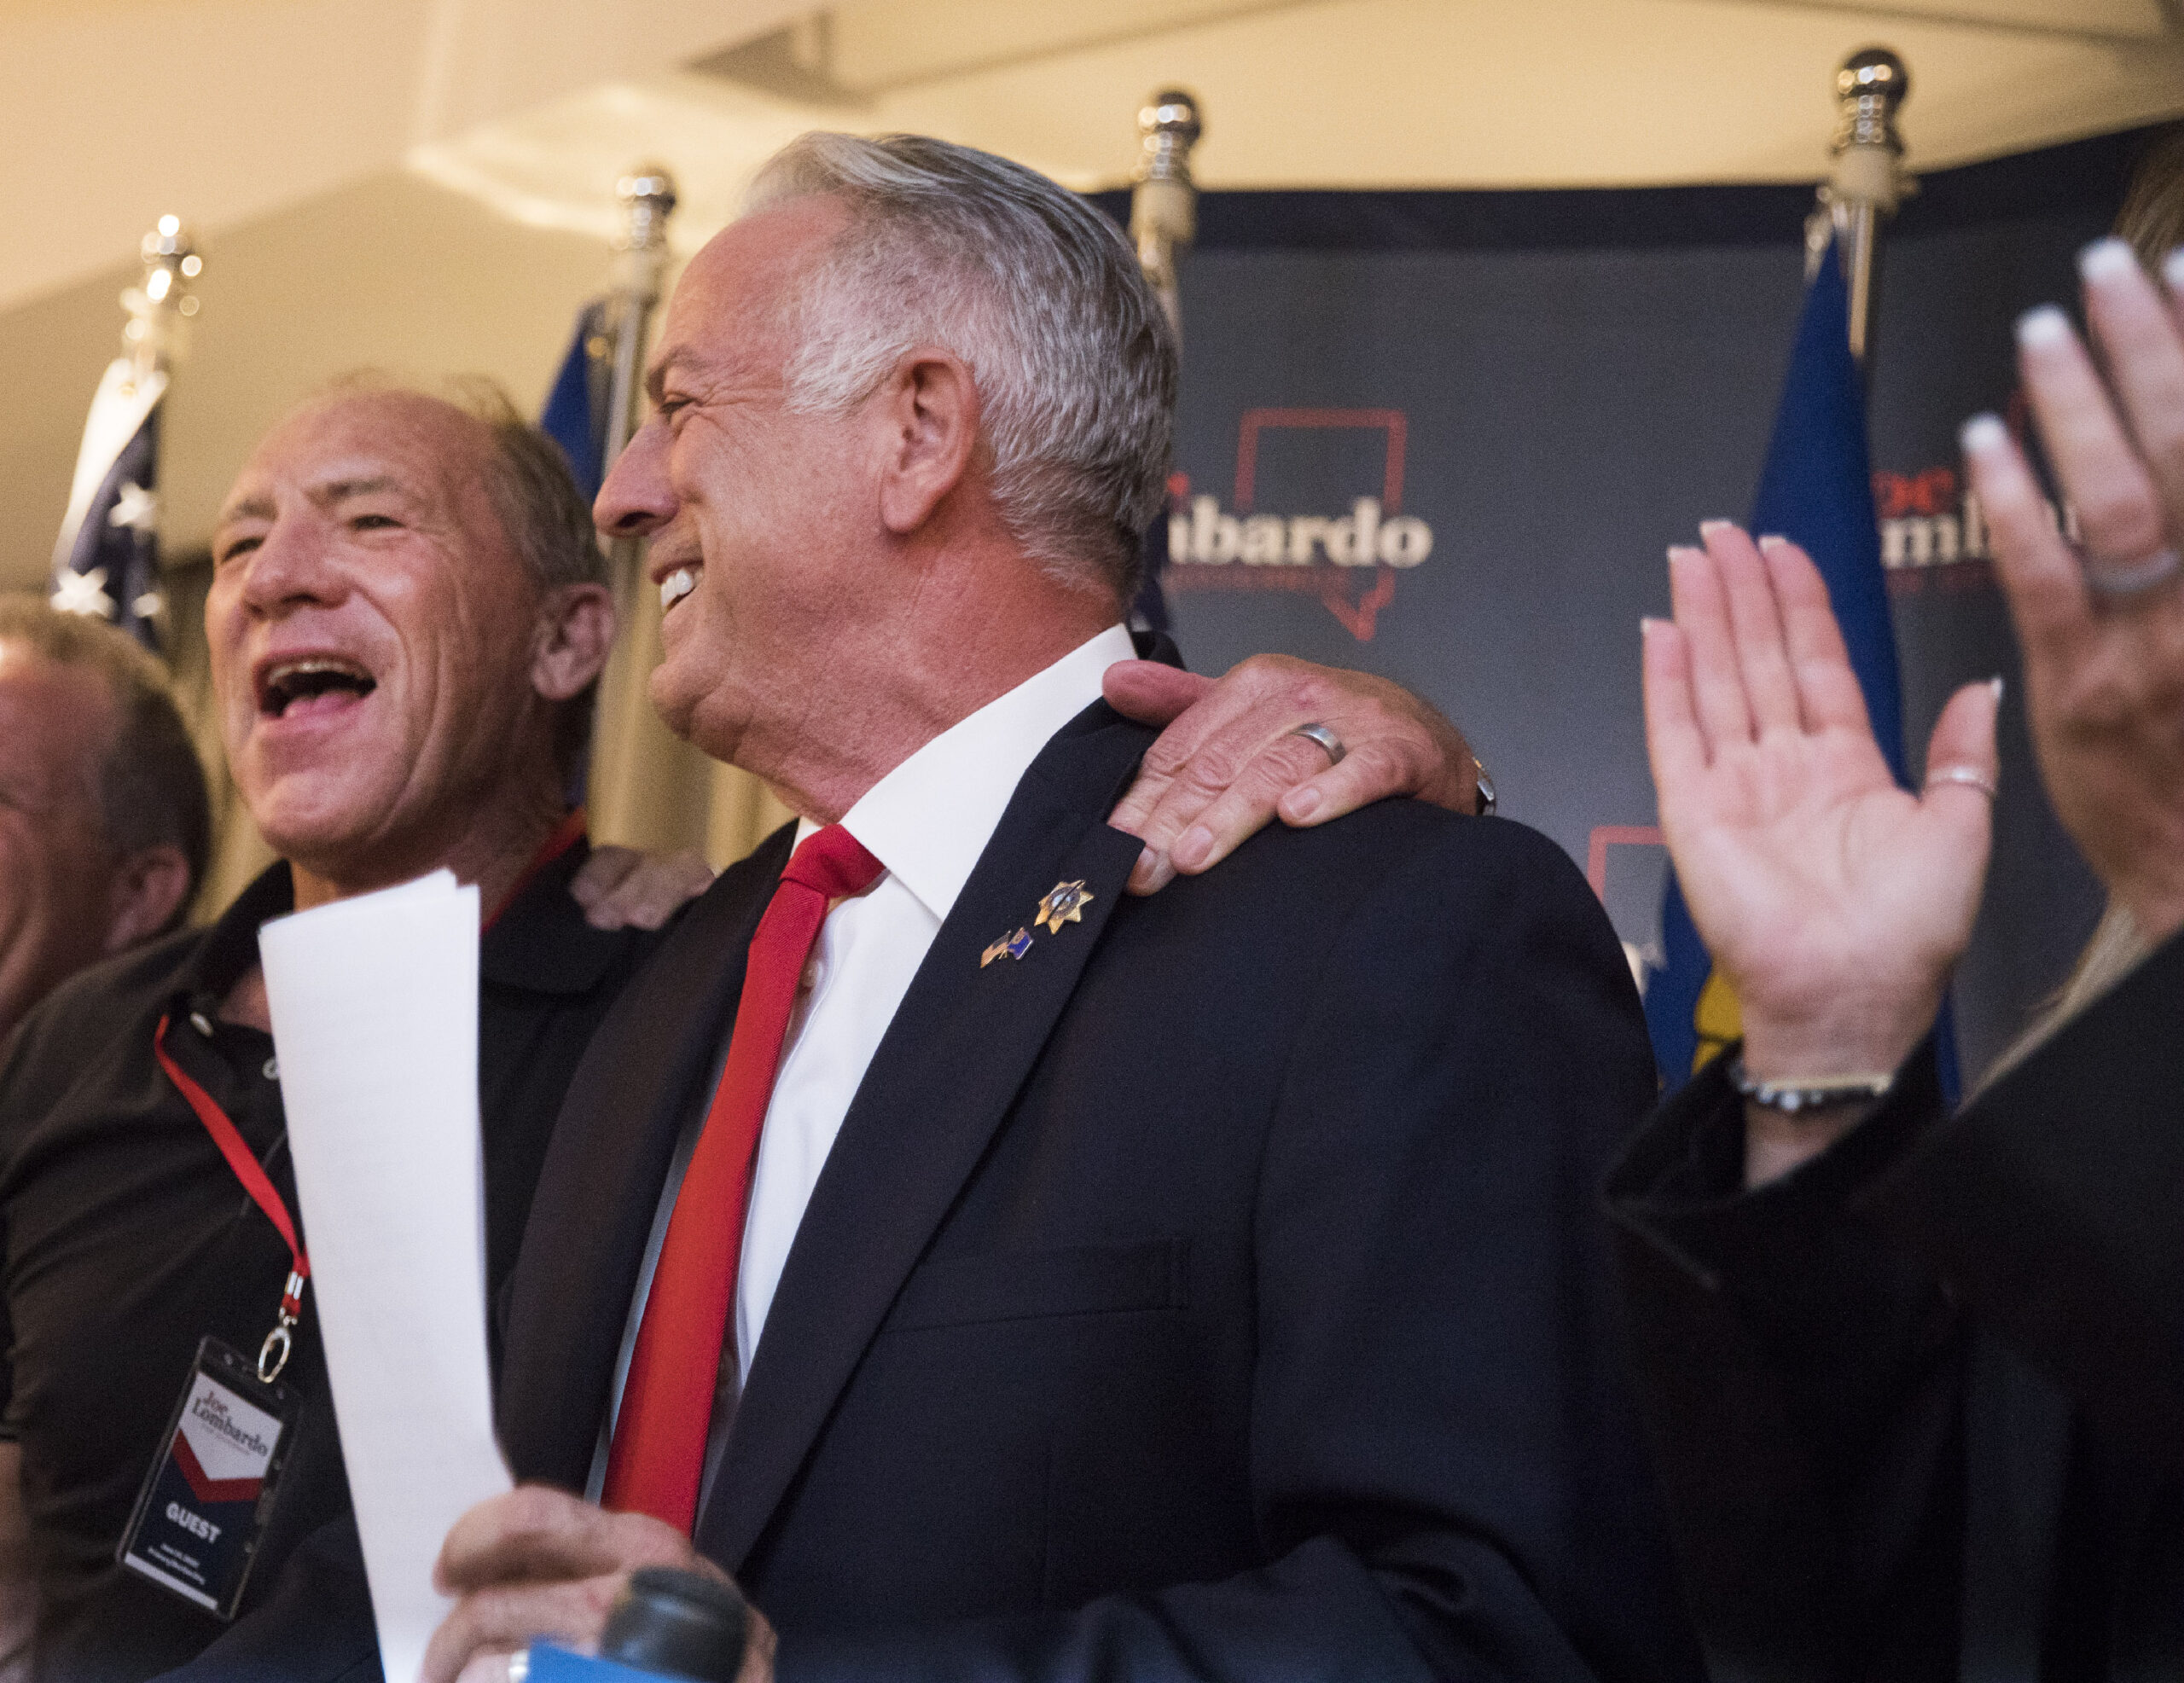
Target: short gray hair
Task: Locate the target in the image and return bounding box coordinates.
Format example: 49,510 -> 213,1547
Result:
746,132 -> 1176,601
449,377 -> 610,597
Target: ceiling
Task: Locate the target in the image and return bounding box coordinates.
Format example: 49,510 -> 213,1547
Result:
2,0 -> 2176,591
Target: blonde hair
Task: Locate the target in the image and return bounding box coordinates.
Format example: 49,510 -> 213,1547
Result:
2118,124 -> 2184,270
1980,901 -> 2150,1091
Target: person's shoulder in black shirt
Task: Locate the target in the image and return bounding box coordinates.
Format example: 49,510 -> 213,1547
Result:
0,839 -> 665,1683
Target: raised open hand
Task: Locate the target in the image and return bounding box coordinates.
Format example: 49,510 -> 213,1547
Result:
1643,523 -> 2001,1082
1964,238 -> 2184,949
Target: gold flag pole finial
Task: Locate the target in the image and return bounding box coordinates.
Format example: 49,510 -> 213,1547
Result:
594,160 -> 681,759
1132,90 -> 1203,340
121,215 -> 201,394
585,162 -> 731,862
603,165 -> 678,477
1811,49 -> 1911,366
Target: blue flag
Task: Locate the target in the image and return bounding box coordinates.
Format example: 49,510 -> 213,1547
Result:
1646,239 -> 1959,1101
50,358 -> 168,650
542,299 -> 613,504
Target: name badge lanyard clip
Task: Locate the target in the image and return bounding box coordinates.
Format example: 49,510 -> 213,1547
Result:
154,1014 -> 310,1383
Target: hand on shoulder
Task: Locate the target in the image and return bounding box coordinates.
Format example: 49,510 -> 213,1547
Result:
1104,653 -> 1482,894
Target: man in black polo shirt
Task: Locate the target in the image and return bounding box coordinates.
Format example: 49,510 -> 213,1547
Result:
0,380 -> 1483,1683
0,383 -> 658,1681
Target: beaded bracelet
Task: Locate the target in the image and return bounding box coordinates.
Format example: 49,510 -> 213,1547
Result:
1728,1054 -> 1893,1115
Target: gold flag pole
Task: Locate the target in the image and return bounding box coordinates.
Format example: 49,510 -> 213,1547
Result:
601,166 -> 677,478
1808,49 -> 1911,366
125,216 -> 203,392
1131,90 -> 1203,340
583,167 -> 795,863
584,165 -> 715,856
50,218 -> 201,630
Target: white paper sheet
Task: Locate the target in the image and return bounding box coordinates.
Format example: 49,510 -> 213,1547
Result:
258,870 -> 513,1683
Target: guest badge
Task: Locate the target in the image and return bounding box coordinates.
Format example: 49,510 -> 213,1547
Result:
117,1335 -> 299,1619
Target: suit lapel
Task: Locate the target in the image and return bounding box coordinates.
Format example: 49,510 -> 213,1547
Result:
497,823 -> 796,1487
696,705 -> 1155,1569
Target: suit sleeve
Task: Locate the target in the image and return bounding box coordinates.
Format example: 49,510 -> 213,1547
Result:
1603,923 -> 2184,1680
1861,924 -> 2184,1467
779,821 -> 1700,1683
1605,1048 -> 1967,1681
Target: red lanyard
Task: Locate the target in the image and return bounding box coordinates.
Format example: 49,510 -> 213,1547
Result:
484,808 -> 588,932
154,812 -> 585,1382
154,1013 -> 308,1382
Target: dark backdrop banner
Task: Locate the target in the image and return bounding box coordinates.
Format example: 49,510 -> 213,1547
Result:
1095,125 -> 2159,1083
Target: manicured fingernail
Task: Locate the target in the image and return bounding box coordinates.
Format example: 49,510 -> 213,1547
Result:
1698,519 -> 1734,537
1641,615 -> 1666,633
1960,413 -> 2008,455
1285,786 -> 1322,821
1666,543 -> 1701,566
1755,533 -> 1789,551
2079,236 -> 2138,282
1989,676 -> 2005,702
2015,305 -> 2072,348
2164,247 -> 2184,291
1174,825 -> 1213,869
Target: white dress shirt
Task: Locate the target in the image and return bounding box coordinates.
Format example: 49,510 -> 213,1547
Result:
591,624 -> 1137,1497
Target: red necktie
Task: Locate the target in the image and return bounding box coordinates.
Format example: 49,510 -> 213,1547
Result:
602,822 -> 884,1531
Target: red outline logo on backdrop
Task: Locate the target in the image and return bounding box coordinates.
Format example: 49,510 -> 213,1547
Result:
1165,409 -> 1432,642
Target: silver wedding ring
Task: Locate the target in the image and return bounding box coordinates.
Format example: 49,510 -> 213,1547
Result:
1925,764 -> 1997,799
1289,722 -> 1345,766
2086,545 -> 2181,601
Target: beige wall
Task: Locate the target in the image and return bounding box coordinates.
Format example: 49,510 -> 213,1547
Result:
0,0 -> 810,316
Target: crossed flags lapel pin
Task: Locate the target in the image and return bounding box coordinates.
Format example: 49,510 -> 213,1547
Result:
981,927 -> 1034,967
981,879 -> 1095,968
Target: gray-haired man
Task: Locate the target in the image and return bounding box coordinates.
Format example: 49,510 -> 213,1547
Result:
0,596 -> 208,1048
427,134 -> 1695,1683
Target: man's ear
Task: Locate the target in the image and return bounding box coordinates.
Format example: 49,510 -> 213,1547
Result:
876,349 -> 982,536
533,583 -> 617,703
103,845 -> 194,952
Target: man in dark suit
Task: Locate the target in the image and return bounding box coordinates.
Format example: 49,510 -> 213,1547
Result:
426,132 -> 1697,1683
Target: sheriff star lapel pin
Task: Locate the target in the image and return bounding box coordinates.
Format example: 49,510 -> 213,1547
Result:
1033,879 -> 1093,935
982,927 -> 1034,967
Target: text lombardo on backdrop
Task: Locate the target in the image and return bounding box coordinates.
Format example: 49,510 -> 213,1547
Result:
1103,123 -> 2152,1079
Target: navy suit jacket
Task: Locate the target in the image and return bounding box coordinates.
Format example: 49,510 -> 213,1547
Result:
495,701 -> 1698,1682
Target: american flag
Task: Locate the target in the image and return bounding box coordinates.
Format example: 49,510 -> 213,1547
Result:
50,356 -> 168,651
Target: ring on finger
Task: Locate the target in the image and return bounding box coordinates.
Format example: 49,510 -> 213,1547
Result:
2084,545 -> 2181,601
1288,722 -> 1346,766
1925,764 -> 1997,799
